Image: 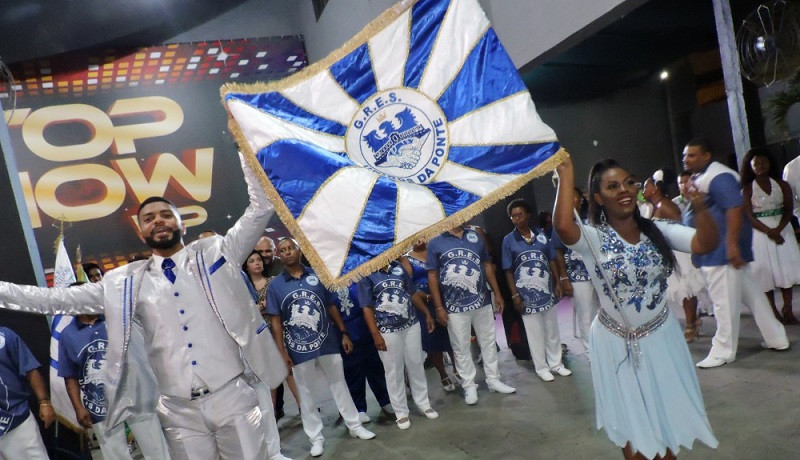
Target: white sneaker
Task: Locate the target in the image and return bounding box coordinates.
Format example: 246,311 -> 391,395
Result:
487,380 -> 516,394
396,416 -> 411,430
358,411 -> 371,423
310,441 -> 324,457
349,426 -> 376,440
536,370 -> 555,382
551,366 -> 572,377
464,387 -> 478,405
422,408 -> 439,419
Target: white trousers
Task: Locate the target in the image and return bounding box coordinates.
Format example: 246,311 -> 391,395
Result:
252,380 -> 285,460
293,353 -> 361,444
95,412 -> 169,460
521,308 -> 563,373
447,305 -> 500,390
571,281 -> 599,352
701,264 -> 789,361
0,411 -> 48,460
378,324 -> 432,419
156,376 -> 267,460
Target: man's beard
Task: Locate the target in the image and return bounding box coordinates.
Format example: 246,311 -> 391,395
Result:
144,229 -> 182,250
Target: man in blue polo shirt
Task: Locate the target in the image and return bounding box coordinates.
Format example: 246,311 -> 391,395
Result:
0,326 -> 54,459
683,138 -> 789,368
267,238 -> 375,458
427,225 -> 516,405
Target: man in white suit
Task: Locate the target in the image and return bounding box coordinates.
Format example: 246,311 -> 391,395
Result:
0,150 -> 289,460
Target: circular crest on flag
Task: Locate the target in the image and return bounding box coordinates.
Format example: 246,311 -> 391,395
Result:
346,88 -> 449,184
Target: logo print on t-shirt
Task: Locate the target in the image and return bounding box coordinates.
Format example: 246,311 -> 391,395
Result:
283,289 -> 329,354
80,339 -> 108,418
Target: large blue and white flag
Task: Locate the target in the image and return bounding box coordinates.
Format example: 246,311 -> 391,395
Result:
223,0 -> 565,288
49,236 -> 81,431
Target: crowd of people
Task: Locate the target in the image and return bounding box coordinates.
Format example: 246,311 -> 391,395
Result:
1,135 -> 798,460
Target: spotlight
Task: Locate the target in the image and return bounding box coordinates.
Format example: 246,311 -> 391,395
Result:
659,70 -> 669,81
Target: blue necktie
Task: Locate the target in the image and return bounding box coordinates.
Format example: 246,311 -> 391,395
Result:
162,258 -> 176,284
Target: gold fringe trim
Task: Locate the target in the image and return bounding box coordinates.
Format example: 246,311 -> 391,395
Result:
56,414 -> 83,434
219,0 -> 421,100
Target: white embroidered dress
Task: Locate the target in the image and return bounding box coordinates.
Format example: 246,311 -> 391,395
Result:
750,177 -> 800,291
567,221 -> 718,458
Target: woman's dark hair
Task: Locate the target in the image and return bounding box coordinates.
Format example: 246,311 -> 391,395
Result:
242,250 -> 262,279
506,198 -> 532,217
587,159 -> 676,271
740,147 -> 777,185
574,186 -> 589,220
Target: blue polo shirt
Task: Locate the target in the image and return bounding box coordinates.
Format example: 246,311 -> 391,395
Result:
684,165 -> 754,267
358,262 -> 418,334
502,229 -> 556,314
0,327 -> 39,436
333,284 -> 369,342
426,227 -> 490,313
58,316 -> 109,424
551,228 -> 591,282
266,266 -> 340,365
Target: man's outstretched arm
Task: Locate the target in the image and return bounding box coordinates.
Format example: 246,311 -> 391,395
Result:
0,281 -> 104,316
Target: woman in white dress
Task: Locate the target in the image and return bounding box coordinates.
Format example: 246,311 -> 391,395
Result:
553,156 -> 719,460
741,148 -> 800,324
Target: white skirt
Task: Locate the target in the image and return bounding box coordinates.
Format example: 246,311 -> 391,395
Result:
666,251 -> 707,306
750,215 -> 800,291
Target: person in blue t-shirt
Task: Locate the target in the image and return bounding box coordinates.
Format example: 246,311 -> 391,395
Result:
59,278 -> 169,460
359,259 -> 439,430
267,238 -> 376,458
682,139 -> 789,369
427,225 -> 516,406
502,199 -> 572,382
0,326 -> 53,459
333,283 -> 393,423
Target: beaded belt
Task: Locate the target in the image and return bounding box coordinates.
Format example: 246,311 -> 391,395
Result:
598,306 -> 669,340
753,208 -> 782,218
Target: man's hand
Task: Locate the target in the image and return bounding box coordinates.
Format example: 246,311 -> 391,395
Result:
512,295 -> 523,313
75,406 -> 93,430
436,307 -> 449,327
425,314 -> 435,333
494,295 -> 505,315
372,333 -> 387,351
342,335 -> 354,354
39,403 -> 56,429
727,246 -> 746,269
561,279 -> 574,297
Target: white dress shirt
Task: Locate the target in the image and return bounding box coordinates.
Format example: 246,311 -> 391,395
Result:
135,250 -> 244,399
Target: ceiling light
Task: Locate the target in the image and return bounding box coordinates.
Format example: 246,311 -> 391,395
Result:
659,70 -> 669,80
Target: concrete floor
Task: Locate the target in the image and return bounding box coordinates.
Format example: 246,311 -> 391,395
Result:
271,293 -> 800,460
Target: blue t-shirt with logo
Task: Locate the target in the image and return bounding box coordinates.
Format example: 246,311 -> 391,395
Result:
0,327 -> 39,436
551,227 -> 591,282
426,228 -> 490,313
358,262 -> 418,333
333,284 -> 369,343
58,316 -> 109,424
502,229 -> 556,314
267,267 -> 341,365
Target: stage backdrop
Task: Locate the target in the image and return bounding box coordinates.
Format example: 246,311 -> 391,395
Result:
2,37 -> 305,278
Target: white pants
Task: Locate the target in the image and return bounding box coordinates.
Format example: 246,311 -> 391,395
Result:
571,281 -> 599,352
701,264 -> 789,361
293,353 -> 361,444
447,305 -> 500,390
521,308 -> 563,373
252,380 -> 285,460
95,412 -> 169,460
0,411 -> 48,460
156,376 -> 267,460
378,324 -> 432,419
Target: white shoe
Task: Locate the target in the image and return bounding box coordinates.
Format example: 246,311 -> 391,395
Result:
358,411 -> 371,423
270,454 -> 293,460
761,341 -> 790,351
536,370 -> 555,382
696,356 -> 731,369
396,416 -> 411,430
349,426 -> 376,440
487,380 -> 516,394
310,441 -> 324,457
464,387 -> 478,405
422,408 -> 439,419
551,366 -> 572,377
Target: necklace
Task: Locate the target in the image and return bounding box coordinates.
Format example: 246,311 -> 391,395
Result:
520,228 -> 533,244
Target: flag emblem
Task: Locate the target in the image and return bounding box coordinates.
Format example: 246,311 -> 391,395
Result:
223,0 -> 565,288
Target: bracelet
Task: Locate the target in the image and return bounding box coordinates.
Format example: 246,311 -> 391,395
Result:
39,401 -> 52,407
559,276 -> 569,281
511,293 -> 520,299
340,330 -> 350,336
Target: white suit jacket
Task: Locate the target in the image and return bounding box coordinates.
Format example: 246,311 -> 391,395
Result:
0,154 -> 288,429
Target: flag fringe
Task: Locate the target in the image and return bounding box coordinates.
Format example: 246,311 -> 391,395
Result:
220,0 -> 420,99
56,414 -> 84,434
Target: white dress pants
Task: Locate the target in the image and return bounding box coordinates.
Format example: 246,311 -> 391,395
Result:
95,412 -> 169,460
571,281 -> 599,352
378,324 -> 432,419
521,308 -> 563,373
0,411 -> 48,460
293,353 -> 361,444
156,376 -> 267,460
446,305 -> 500,390
252,380 -> 285,460
701,264 -> 789,361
